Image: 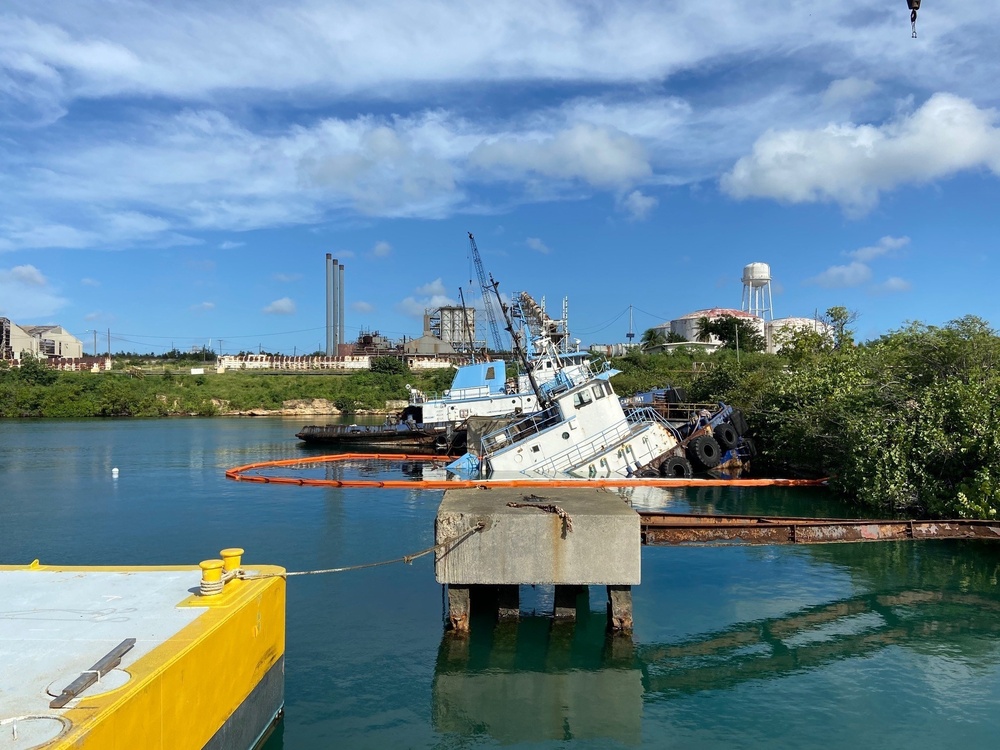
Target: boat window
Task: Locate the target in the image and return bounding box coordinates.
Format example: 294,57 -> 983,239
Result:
573,390 -> 593,408
486,366 -> 495,379
592,385 -> 605,400
604,382 -> 613,396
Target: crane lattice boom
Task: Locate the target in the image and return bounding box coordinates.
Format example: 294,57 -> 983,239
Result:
468,232 -> 505,352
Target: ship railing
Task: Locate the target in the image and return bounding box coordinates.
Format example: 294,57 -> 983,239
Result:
623,406 -> 683,441
480,407 -> 562,452
527,419 -> 636,476
620,398 -> 720,422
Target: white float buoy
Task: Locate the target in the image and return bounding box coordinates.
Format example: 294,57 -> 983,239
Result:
112,467 -> 119,478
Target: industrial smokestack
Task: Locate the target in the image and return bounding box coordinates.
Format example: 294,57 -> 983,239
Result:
325,254 -> 332,354
326,255 -> 339,356
338,263 -> 345,352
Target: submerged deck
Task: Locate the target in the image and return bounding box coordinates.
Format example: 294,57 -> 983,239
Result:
1,559 -> 285,750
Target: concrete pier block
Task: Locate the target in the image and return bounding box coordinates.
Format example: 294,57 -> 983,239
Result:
447,585 -> 471,632
435,488 -> 641,587
553,585 -> 584,620
496,584 -> 520,620
607,585 -> 633,633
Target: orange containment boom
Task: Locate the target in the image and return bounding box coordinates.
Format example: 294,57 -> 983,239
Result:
225,453 -> 829,490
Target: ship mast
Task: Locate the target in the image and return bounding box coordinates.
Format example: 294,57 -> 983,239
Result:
489,275 -> 546,407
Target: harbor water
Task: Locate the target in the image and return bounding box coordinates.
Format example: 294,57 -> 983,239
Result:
3,417 -> 1000,748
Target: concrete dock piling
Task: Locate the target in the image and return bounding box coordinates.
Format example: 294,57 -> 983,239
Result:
435,487 -> 640,632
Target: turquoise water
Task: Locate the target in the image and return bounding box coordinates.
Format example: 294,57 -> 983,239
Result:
3,418 -> 1000,748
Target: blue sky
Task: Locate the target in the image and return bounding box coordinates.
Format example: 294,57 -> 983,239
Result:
1,1 -> 998,355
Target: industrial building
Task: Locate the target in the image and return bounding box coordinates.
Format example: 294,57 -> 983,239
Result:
428,306 -> 479,352
1,319 -> 83,361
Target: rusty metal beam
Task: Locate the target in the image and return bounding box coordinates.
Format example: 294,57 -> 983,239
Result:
638,512 -> 1000,546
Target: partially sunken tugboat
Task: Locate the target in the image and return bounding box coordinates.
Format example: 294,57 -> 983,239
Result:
448,285 -> 749,480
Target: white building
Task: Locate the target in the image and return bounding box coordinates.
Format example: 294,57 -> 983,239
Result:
21,325 -> 84,359
767,316 -> 834,352
1,320 -> 84,361
659,308 -> 765,348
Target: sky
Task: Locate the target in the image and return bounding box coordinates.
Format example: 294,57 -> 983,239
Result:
2,1 -> 999,356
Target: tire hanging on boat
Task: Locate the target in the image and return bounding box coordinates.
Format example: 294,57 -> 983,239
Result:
687,434 -> 722,469
729,409 -> 749,436
660,455 -> 694,479
714,423 -> 738,450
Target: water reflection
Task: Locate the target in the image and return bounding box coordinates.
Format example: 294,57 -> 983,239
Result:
640,587 -> 1000,696
433,610 -> 642,745
433,584 -> 1000,745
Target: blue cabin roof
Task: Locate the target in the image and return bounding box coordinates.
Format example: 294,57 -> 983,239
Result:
450,360 -> 507,394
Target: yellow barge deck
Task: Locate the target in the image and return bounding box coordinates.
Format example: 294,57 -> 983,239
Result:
1,552 -> 285,750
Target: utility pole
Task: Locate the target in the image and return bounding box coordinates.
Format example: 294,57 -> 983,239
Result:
106,328 -> 110,359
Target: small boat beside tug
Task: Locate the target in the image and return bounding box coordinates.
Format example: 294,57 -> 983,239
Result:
295,292 -> 592,453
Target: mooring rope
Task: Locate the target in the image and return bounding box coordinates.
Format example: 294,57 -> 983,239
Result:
505,501 -> 574,533
238,523 -> 485,580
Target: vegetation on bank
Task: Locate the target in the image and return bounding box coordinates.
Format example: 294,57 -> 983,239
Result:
612,314 -> 1000,520
5,314 -> 1000,519
0,355 -> 454,418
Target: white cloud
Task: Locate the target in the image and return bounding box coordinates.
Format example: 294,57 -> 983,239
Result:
0,3 -> 998,250
811,235 -> 911,290
0,264 -> 67,318
470,124 -> 651,188
274,272 -> 302,282
872,276 -> 912,294
722,94 -> 1000,215
396,278 -> 455,318
526,237 -> 550,254
372,241 -> 392,257
8,265 -> 47,286
847,235 -> 910,262
806,261 -> 872,288
263,297 -> 296,315
415,278 -> 448,297
220,240 -> 244,249
352,300 -> 375,314
81,277 -> 100,286
822,78 -> 878,108
189,301 -> 215,312
619,190 -> 658,221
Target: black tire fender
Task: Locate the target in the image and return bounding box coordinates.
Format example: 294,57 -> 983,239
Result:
660,455 -> 694,478
714,423 -> 738,450
730,409 -> 749,436
687,434 -> 721,469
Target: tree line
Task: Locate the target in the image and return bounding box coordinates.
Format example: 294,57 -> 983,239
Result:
5,317 -> 999,519
618,312 -> 1000,520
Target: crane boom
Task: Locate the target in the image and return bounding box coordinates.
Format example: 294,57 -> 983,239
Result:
468,232 -> 505,352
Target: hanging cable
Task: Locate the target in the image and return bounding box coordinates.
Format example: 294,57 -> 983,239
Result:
907,0 -> 920,38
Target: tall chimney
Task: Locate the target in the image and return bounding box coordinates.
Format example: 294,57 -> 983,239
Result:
326,253 -> 338,357
338,263 -> 345,353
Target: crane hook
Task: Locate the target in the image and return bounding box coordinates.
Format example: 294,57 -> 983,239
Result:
907,0 -> 920,38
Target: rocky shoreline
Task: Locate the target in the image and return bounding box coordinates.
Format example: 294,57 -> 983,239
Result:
212,397 -> 406,418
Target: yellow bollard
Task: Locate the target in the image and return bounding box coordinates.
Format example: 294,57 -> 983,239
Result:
199,559 -> 225,596
220,548 -> 244,573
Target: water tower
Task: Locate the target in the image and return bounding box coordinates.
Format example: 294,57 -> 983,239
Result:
741,262 -> 773,320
